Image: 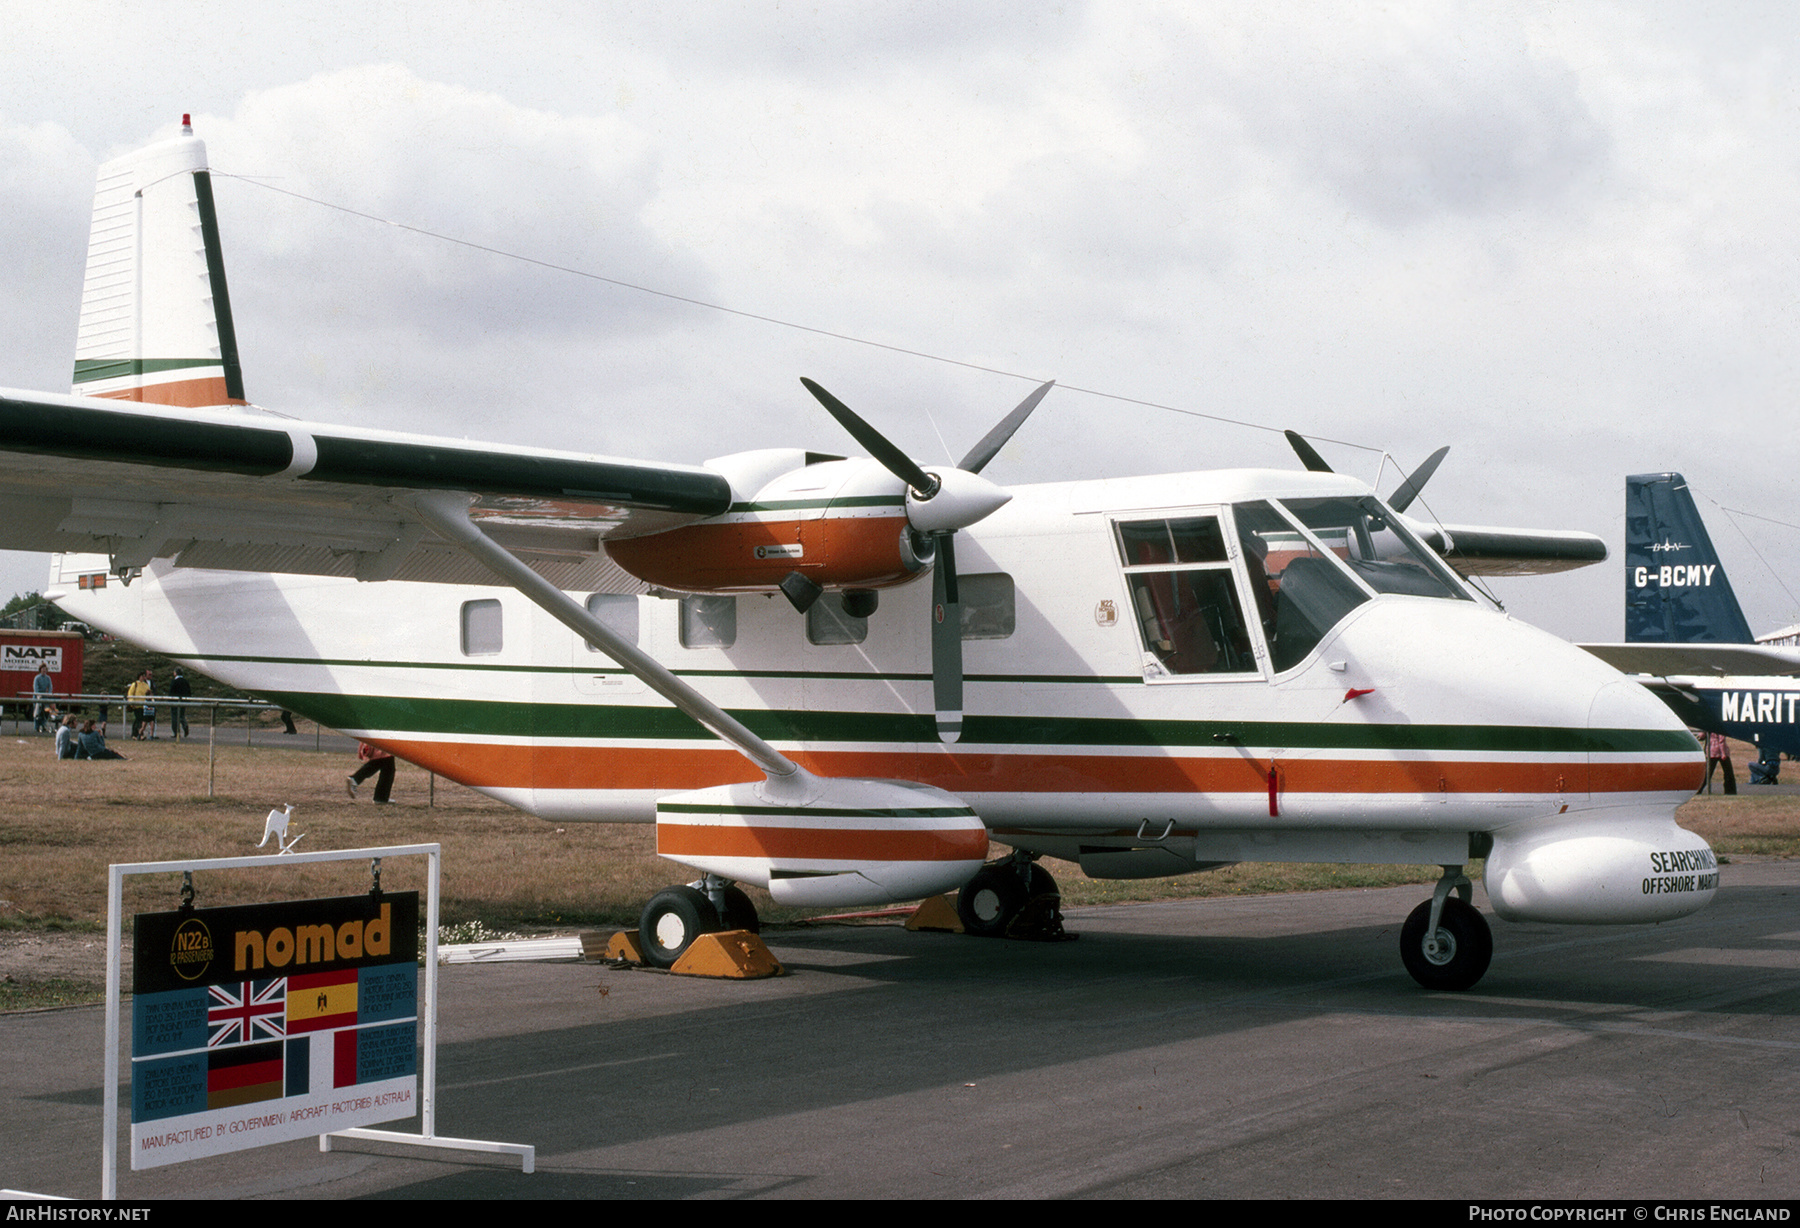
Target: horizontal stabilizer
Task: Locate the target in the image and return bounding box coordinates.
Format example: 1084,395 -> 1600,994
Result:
1578,641 -> 1800,679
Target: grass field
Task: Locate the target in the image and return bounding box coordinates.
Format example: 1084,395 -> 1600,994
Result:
1,735 -> 1792,1009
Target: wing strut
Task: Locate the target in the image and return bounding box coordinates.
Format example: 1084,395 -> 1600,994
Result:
409,491 -> 815,799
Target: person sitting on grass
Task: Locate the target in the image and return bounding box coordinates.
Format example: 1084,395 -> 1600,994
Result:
54,715 -> 79,760
78,719 -> 125,760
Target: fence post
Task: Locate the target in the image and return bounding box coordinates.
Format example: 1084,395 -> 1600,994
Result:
208,705 -> 217,798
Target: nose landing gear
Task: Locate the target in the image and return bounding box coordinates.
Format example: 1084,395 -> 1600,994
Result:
1400,865 -> 1492,991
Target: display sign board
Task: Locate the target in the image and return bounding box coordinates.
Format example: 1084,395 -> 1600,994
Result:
129,893 -> 419,1170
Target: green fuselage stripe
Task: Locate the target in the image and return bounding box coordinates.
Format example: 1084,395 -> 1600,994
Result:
168,650 -> 1137,685
247,688 -> 1696,754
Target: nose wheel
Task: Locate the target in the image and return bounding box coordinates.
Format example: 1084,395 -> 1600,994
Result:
1400,896 -> 1492,991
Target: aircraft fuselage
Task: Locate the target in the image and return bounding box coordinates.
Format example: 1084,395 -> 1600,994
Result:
48,466 -> 1706,919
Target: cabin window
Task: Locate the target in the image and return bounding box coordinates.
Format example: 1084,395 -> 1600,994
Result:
806,598 -> 868,646
460,599 -> 503,656
1116,517 -> 1258,676
959,572 -> 1015,640
584,593 -> 639,649
1232,501 -> 1369,672
680,595 -> 737,648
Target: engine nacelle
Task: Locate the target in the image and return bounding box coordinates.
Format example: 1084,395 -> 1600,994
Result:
1485,812 -> 1718,925
654,778 -> 989,907
607,455 -> 930,594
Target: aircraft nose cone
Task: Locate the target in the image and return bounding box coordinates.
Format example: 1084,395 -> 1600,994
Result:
1587,677 -> 1705,796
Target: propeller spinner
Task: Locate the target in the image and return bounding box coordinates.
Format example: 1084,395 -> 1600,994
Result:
801,377 -> 1054,743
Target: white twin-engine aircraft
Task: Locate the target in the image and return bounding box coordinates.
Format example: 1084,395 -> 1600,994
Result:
0,123 -> 1715,990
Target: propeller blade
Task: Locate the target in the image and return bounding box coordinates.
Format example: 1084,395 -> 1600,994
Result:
801,378 -> 939,497
1284,430 -> 1333,473
1388,445 -> 1450,513
958,380 -> 1055,474
931,534 -> 963,744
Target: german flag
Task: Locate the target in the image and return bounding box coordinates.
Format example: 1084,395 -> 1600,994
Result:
207,1041 -> 282,1109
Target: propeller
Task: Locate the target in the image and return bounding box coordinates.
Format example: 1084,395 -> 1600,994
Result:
1282,431 -> 1450,513
802,377 -> 1054,744
1386,445 -> 1449,513
1283,429 -> 1334,474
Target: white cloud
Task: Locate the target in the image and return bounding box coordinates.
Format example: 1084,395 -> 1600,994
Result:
2,5 -> 1799,635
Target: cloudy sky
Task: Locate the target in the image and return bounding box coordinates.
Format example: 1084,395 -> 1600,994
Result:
2,2 -> 1798,640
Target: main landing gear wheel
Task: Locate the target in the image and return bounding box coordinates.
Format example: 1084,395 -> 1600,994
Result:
958,865 -> 1026,937
639,886 -> 720,969
1400,897 -> 1493,991
957,861 -> 1067,940
716,884 -> 760,934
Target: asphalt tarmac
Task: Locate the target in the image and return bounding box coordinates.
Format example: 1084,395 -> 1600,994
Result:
5,860 -> 1797,1201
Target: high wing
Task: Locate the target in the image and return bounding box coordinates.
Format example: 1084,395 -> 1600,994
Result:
0,387 -> 726,591
1402,519 -> 1609,578
1577,641 -> 1800,678
1278,437 -> 1608,578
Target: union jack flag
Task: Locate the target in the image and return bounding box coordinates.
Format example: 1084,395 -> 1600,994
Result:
207,978 -> 286,1047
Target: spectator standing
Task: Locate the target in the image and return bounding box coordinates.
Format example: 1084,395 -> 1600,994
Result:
32,664 -> 52,732
1702,731 -> 1737,795
346,742 -> 396,805
127,670 -> 152,740
167,668 -> 192,740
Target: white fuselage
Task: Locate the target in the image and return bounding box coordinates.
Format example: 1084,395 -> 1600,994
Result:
50,467 -> 1703,885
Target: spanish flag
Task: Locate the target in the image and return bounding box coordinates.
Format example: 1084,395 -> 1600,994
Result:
286,969 -> 359,1033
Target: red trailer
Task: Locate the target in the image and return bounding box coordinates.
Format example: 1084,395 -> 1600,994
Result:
1,628 -> 85,708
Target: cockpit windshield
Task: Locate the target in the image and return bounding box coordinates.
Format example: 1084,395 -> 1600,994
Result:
1276,496 -> 1472,602
1232,495 -> 1469,672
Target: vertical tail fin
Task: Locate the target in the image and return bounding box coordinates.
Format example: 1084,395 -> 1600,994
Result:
1624,472 -> 1754,643
71,115 -> 246,408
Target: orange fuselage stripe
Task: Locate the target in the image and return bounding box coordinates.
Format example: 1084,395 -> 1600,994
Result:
379,739 -> 1703,797
657,824 -> 989,861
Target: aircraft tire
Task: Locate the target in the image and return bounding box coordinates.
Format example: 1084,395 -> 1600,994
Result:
957,865 -> 1027,938
717,885 -> 760,934
1399,897 -> 1492,991
640,886 -> 721,968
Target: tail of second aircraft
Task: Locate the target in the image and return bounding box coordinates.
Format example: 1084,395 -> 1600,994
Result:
1624,472 -> 1754,643
70,115 -> 246,409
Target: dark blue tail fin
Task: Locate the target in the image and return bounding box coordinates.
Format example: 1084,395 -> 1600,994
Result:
1625,472 -> 1754,643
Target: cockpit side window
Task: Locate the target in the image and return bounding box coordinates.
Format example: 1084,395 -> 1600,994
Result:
1233,501 -> 1370,673
1116,516 -> 1258,678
